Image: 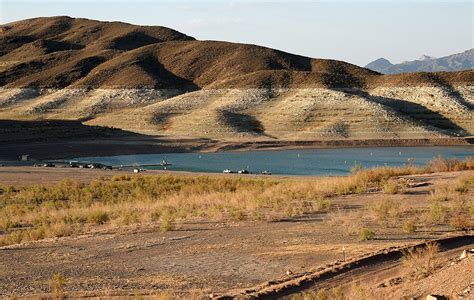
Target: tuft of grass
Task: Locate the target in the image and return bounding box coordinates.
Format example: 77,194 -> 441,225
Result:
160,214 -> 175,232
48,273 -> 65,299
402,219 -> 417,233
314,198 -> 333,211
111,174 -> 131,181
358,228 -> 375,241
370,199 -> 401,227
381,180 -> 398,194
449,198 -> 473,231
87,211 -> 110,225
426,201 -> 448,225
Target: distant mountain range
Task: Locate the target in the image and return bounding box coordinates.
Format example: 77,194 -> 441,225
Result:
366,49 -> 474,74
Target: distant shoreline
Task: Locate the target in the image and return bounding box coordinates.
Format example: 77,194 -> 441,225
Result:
0,135 -> 472,161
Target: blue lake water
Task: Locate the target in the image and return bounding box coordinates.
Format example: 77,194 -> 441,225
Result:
73,146 -> 474,176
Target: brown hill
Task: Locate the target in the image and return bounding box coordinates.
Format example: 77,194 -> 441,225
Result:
0,17 -> 473,141
3,16 -> 472,90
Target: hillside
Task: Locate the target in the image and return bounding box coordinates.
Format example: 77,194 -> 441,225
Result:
0,16 -> 473,141
366,49 -> 474,74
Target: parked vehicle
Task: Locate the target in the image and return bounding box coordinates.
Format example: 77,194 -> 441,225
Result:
238,169 -> 249,174
223,169 -> 234,174
261,170 -> 272,175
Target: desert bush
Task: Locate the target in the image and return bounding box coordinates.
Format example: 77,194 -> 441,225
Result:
7,230 -> 24,244
48,273 -> 65,299
351,161 -> 364,174
426,201 -> 448,225
449,198 -> 473,230
314,198 -> 333,211
326,209 -> 366,236
429,185 -> 458,202
402,242 -> 440,280
428,156 -> 474,172
402,219 -> 417,233
291,288 -> 345,300
111,174 -> 131,181
454,174 -> 473,194
160,214 -> 175,232
370,199 -> 401,226
87,211 -> 109,225
28,226 -> 47,241
381,180 -> 398,194
49,222 -> 73,238
358,228 -> 375,241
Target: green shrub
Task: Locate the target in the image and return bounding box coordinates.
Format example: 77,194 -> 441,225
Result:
358,228 -> 375,241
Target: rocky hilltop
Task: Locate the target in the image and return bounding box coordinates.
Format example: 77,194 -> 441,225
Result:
1,17 -> 473,141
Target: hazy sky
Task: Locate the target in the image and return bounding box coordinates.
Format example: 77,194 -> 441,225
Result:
1,0 -> 472,66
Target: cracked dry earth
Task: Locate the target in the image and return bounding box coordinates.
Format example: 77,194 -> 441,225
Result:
0,171 -> 473,298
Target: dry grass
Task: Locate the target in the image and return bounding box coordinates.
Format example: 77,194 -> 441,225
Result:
48,273 -> 65,299
402,219 -> 417,233
0,156 -> 472,246
428,156 -> 474,173
326,209 -> 367,236
381,180 -> 399,194
370,199 -> 402,227
423,173 -> 473,229
291,288 -> 345,300
402,242 -> 441,280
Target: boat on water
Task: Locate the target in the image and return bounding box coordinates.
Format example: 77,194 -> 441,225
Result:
159,160 -> 172,166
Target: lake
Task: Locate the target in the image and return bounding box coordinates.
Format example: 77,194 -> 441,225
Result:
73,146 -> 474,176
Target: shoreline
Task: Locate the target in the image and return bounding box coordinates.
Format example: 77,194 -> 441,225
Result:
0,136 -> 472,161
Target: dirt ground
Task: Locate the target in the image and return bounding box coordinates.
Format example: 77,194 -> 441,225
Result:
0,168 -> 472,298
0,166 -> 307,186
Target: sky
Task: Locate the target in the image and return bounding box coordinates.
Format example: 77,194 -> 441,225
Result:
1,0 -> 472,66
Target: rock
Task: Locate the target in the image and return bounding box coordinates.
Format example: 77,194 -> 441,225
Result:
426,295 -> 447,300
460,250 -> 468,259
